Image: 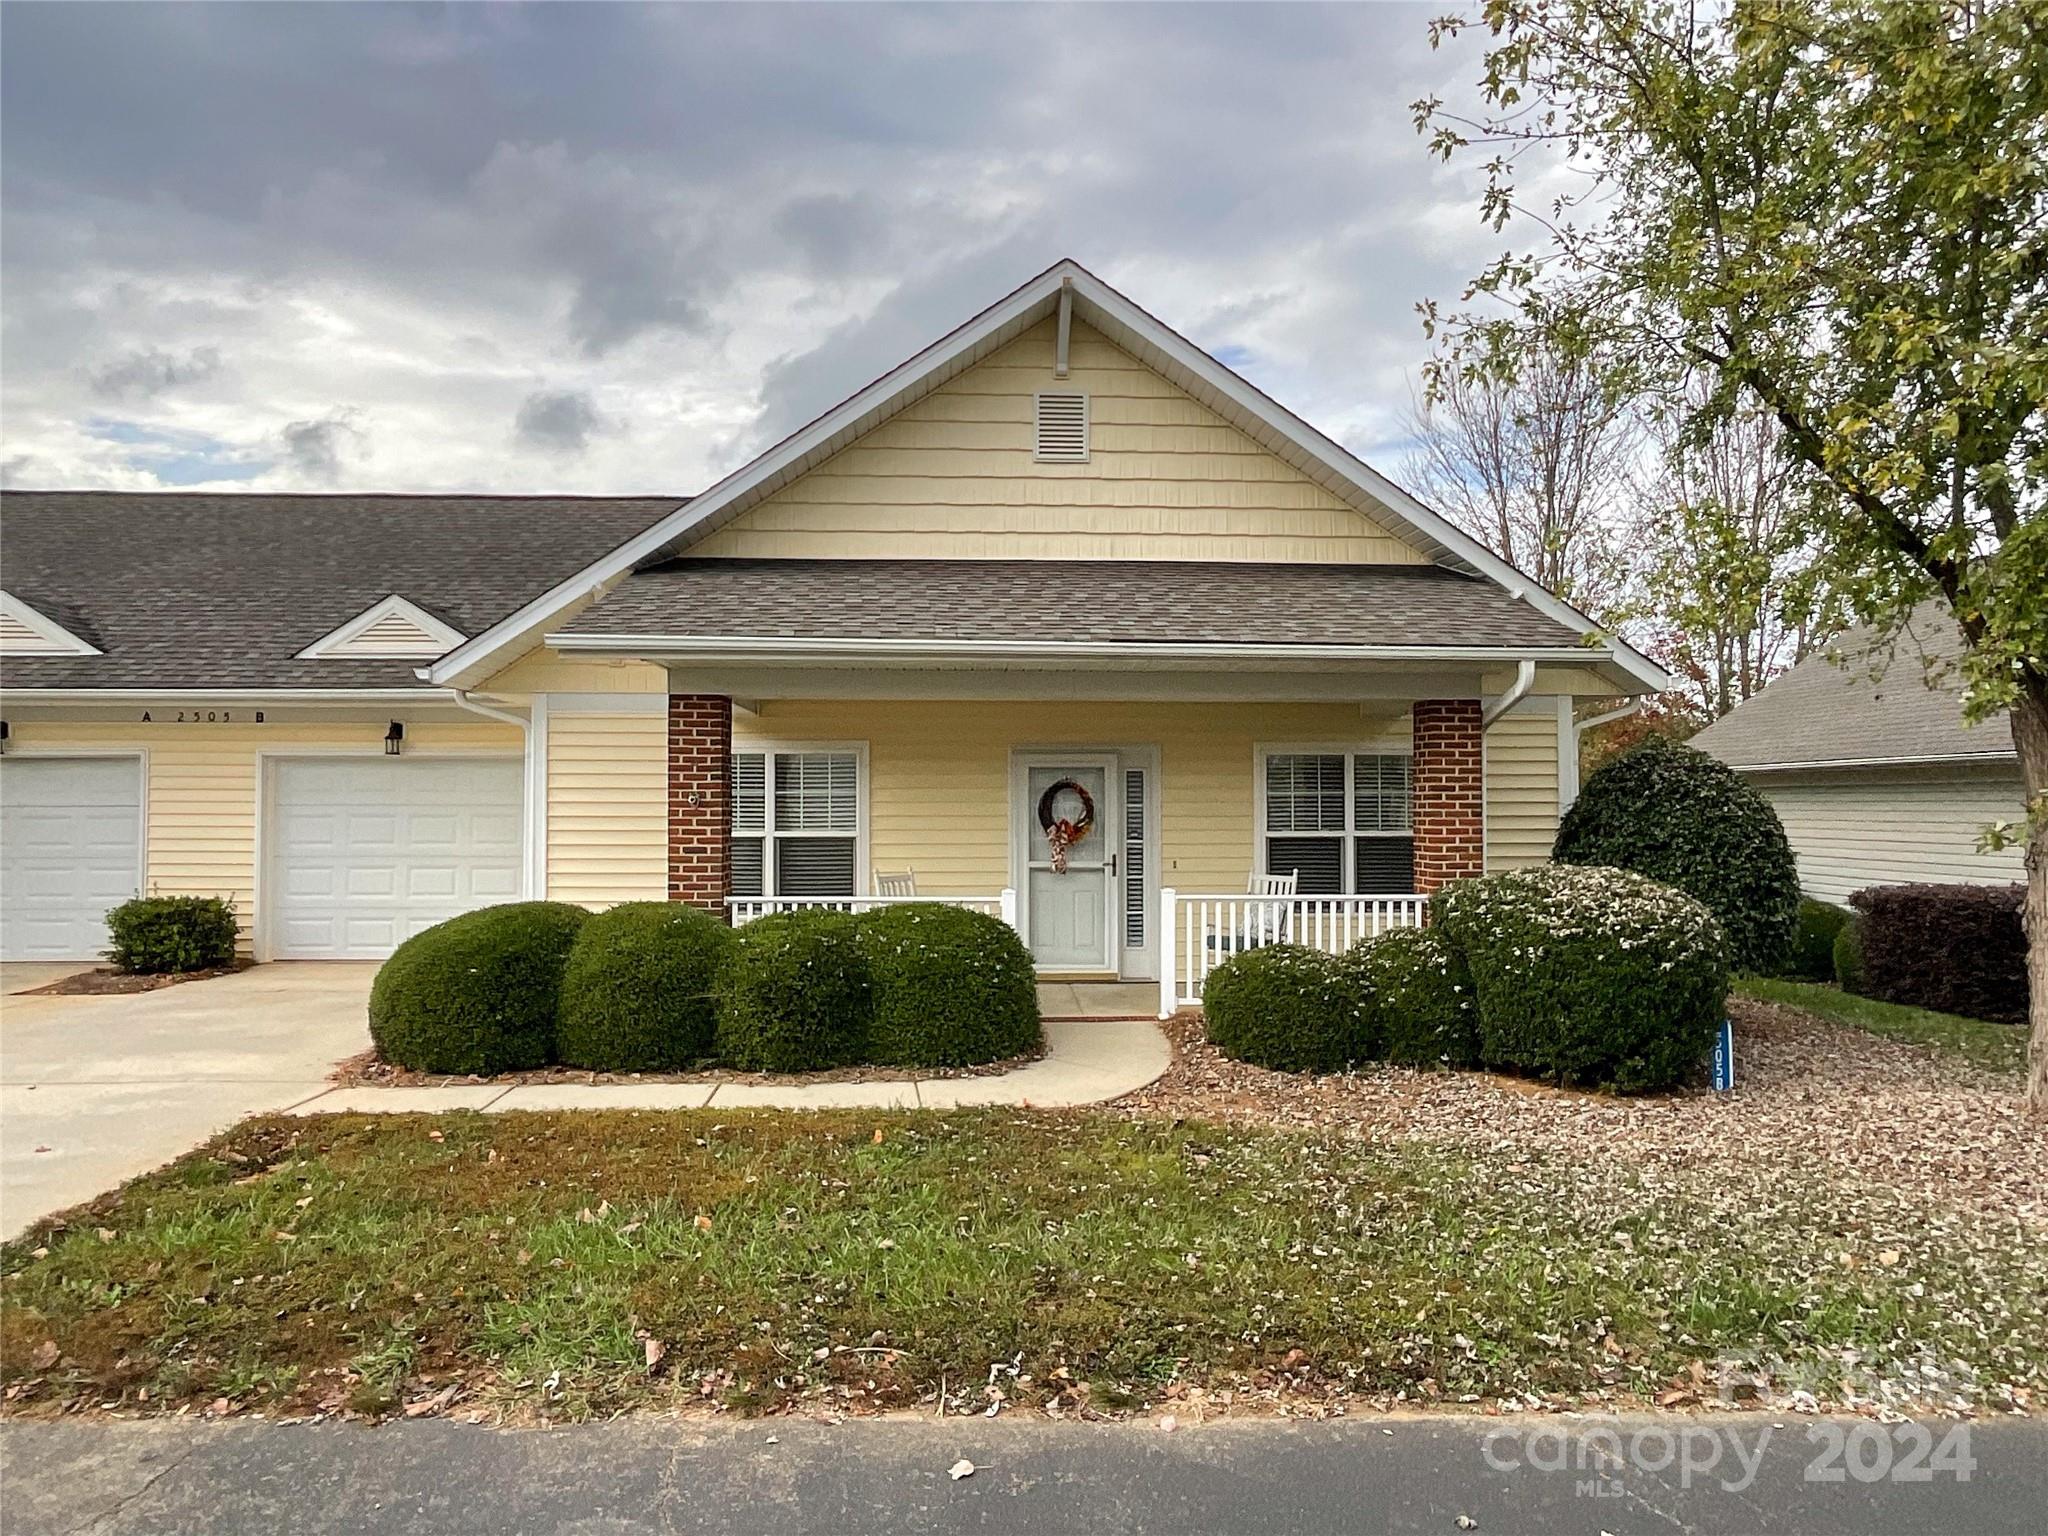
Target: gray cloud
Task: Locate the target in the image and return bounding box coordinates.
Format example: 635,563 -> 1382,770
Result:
515,389 -> 602,454
89,345 -> 223,400
279,412 -> 362,482
1,3 -> 1514,494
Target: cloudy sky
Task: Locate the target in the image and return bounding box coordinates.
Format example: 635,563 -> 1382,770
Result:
1,1 -> 1517,496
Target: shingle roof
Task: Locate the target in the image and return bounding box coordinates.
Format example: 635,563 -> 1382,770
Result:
0,492 -> 684,689
1691,603 -> 2015,769
557,558 -> 1587,650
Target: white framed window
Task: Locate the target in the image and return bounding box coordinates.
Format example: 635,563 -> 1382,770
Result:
729,743 -> 865,898
1257,748 -> 1415,895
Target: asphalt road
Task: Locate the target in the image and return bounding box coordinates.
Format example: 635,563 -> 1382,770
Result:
4,1414 -> 2040,1535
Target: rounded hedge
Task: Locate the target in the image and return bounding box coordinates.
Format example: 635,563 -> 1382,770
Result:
1202,943 -> 1361,1073
105,895 -> 239,975
1833,912 -> 1867,994
556,902 -> 735,1072
1782,898 -> 1849,983
855,904 -> 1041,1066
1433,865 -> 1728,1093
1552,736 -> 1799,975
715,908 -> 870,1072
369,901 -> 591,1075
1336,925 -> 1479,1069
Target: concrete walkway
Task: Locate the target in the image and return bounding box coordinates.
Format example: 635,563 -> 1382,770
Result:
290,1018 -> 1170,1115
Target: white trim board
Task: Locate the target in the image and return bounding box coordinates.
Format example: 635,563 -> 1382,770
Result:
0,591 -> 101,656
427,259 -> 1671,694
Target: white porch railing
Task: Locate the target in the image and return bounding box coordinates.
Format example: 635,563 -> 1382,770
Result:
728,890 -> 1018,928
1157,888 -> 1428,1018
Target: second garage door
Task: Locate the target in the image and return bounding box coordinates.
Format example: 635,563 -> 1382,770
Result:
268,757 -> 523,959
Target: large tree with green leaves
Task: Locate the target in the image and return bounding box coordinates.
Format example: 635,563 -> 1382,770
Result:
1416,0 -> 2048,1111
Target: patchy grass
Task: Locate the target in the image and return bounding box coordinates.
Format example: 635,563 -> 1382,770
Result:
1736,977 -> 2026,1075
4,1109 -> 2042,1422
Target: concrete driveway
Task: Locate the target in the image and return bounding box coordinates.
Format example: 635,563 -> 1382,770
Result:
0,963 -> 372,1238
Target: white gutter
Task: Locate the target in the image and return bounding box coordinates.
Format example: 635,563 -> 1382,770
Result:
1482,660 -> 1537,727
0,687 -> 466,704
544,633 -> 1613,666
1730,750 -> 2017,773
448,690 -> 528,731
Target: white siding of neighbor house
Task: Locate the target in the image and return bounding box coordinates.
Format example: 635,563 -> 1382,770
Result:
688,317 -> 1430,566
1755,769 -> 2028,904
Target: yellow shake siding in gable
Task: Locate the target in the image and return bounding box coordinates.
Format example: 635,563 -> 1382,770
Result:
691,317 -> 1429,565
4,718 -> 521,949
545,710 -> 667,906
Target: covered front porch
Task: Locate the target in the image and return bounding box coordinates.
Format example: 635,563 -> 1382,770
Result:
541,554 -> 1627,1014
664,686 -> 1556,1018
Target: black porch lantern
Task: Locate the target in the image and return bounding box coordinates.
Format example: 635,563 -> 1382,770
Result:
384,720 -> 404,756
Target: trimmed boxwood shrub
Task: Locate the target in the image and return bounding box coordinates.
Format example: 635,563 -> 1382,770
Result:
556,902 -> 735,1072
855,904 -> 1041,1066
1782,898 -> 1850,983
1433,866 -> 1728,1093
1336,925 -> 1479,1068
715,908 -> 870,1072
104,895 -> 238,974
1202,943 -> 1360,1073
1833,913 -> 1867,994
1847,883 -> 2027,1024
369,901 -> 591,1075
1553,736 -> 1800,975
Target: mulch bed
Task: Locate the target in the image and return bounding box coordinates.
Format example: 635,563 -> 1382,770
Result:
330,1038 -> 1047,1090
17,961 -> 253,997
1118,998 -> 2048,1230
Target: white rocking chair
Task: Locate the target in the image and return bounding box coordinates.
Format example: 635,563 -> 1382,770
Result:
1209,870 -> 1300,957
873,869 -> 918,898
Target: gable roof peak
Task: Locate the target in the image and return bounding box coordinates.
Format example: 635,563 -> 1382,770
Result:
422,261 -> 1670,693
297,593 -> 467,660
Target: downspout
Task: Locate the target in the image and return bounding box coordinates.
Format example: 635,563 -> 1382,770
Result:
1560,696 -> 1645,813
1574,697 -> 1644,739
451,689 -> 544,900
1482,660 -> 1537,728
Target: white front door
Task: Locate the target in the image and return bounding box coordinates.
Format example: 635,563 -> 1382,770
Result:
1018,757 -> 1118,972
0,756 -> 143,960
266,757 -> 522,959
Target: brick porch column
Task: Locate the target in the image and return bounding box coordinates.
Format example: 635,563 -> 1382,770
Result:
668,694 -> 732,915
1411,698 -> 1485,893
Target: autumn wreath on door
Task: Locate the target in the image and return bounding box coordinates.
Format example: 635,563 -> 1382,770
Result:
1036,779 -> 1097,874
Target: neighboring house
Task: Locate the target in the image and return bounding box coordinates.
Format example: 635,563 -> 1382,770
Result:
1692,603 -> 2026,904
0,261 -> 1666,1007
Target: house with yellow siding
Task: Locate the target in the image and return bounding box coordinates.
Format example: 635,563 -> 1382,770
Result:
0,261 -> 1667,1010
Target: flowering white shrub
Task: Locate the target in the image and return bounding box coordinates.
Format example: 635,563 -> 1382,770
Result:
1337,924 -> 1478,1068
1433,865 -> 1728,1092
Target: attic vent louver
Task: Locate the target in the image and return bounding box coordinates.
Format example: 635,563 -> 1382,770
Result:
1033,392 -> 1089,462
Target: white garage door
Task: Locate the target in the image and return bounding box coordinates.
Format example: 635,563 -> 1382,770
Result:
268,757 -> 523,959
0,756 -> 143,961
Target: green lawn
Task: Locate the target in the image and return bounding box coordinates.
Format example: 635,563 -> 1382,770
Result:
4,1109 -> 2041,1420
1737,976 -> 2027,1074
